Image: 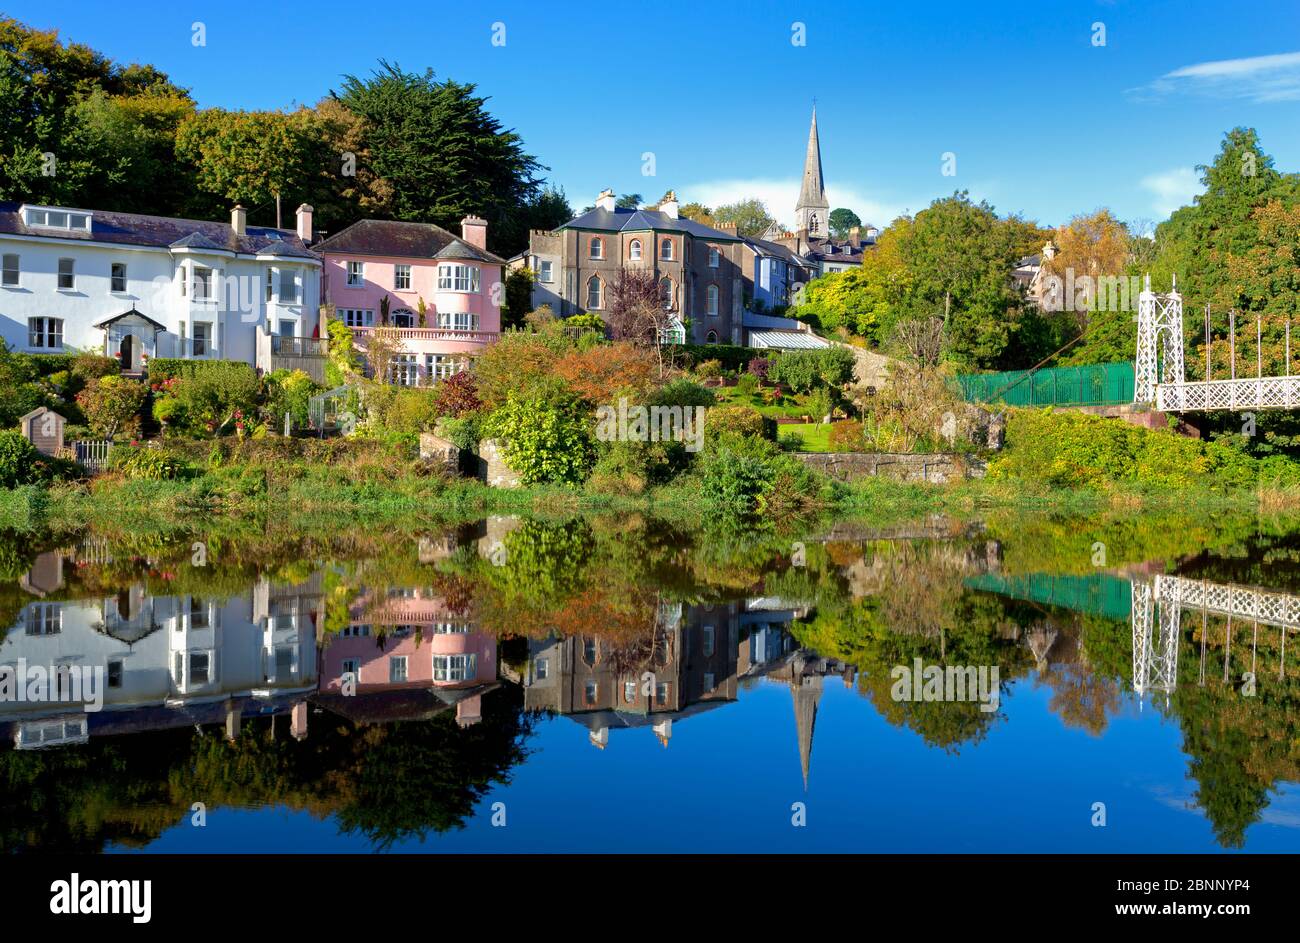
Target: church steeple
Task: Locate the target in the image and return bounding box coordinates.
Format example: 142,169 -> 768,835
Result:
795,105 -> 829,238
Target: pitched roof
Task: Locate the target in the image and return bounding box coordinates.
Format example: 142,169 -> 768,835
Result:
313,218 -> 505,264
0,202 -> 317,258
561,206 -> 741,240
744,236 -> 817,268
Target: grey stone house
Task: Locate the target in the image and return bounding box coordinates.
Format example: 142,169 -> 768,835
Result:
511,190 -> 749,345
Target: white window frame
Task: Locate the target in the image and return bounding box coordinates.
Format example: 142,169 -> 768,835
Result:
433,653 -> 477,682
589,237 -> 604,260
538,260 -> 554,283
110,262 -> 127,293
708,247 -> 720,268
339,308 -> 375,327
57,257 -> 75,290
660,237 -> 673,260
27,317 -> 63,350
346,260 -> 364,286
192,321 -> 212,357
435,310 -> 478,332
390,655 -> 408,683
586,276 -> 602,310
394,264 -> 412,291
707,284 -> 719,317
628,239 -> 642,261
278,268 -> 299,304
192,265 -> 214,301
437,264 -> 480,293
1,253 -> 17,287
426,354 -> 464,381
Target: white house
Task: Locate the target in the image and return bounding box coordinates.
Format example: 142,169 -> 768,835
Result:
0,201 -> 322,374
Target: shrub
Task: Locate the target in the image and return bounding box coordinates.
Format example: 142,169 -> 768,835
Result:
112,444 -> 190,480
325,317 -> 362,387
553,342 -> 658,405
76,375 -> 147,440
651,377 -> 716,409
264,369 -> 322,431
430,370 -> 482,418
437,414 -> 483,451
694,359 -> 724,379
71,352 -> 120,384
363,385 -> 440,437
828,420 -> 869,452
734,373 -> 759,398
806,387 -> 834,421
0,431 -> 42,488
705,404 -> 766,440
747,357 -> 771,381
150,362 -> 260,436
482,393 -> 594,484
769,347 -> 856,393
987,408 -> 1300,490
698,432 -> 822,517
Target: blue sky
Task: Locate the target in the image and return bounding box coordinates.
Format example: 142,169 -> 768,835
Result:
11,0 -> 1300,229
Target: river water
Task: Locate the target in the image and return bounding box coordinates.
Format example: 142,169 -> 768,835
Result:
1,512 -> 1297,852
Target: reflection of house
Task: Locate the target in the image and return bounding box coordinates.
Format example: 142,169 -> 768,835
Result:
319,588 -> 496,728
0,561 -> 321,748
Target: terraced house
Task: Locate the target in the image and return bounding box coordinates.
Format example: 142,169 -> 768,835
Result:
0,201 -> 323,377
514,190 -> 749,345
315,216 -> 505,386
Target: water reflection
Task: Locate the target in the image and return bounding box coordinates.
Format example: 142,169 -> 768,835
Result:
1,516 -> 1298,852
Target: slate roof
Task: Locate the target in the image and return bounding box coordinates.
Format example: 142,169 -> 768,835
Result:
744,236 -> 817,269
313,218 -> 506,264
562,206 -> 741,240
0,201 -> 317,258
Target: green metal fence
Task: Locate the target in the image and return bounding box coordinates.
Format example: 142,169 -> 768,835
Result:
964,572 -> 1133,622
956,361 -> 1135,407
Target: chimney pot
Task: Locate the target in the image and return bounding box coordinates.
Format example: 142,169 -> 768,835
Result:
595,189 -> 616,212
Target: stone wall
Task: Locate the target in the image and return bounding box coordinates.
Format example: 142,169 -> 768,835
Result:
477,438 -> 523,489
793,451 -> 985,484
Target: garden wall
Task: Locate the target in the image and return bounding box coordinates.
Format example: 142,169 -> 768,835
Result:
793,451 -> 985,484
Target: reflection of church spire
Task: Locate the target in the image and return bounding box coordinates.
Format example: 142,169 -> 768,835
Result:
791,674 -> 823,791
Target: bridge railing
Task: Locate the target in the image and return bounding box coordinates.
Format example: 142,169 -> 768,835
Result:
957,361 -> 1135,408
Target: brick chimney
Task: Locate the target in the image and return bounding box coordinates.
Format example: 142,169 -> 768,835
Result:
717,222 -> 738,235
295,203 -> 313,243
595,189 -> 616,212
231,205 -> 247,236
461,215 -> 488,250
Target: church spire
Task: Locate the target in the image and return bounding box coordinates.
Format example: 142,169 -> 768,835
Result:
795,105 -> 829,238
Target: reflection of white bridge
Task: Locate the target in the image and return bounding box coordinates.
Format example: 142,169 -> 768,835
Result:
1132,574 -> 1300,699
1135,276 -> 1298,412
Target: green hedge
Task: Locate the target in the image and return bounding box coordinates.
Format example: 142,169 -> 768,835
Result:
672,343 -> 755,372
147,358 -> 259,387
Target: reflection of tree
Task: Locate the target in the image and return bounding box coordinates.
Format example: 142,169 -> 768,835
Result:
0,687 -> 534,852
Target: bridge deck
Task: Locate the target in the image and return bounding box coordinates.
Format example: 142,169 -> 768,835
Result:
1156,375 -> 1300,412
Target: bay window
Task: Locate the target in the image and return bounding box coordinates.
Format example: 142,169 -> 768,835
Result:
437,264 -> 480,292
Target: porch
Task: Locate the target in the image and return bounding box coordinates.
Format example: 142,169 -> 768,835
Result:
256,326 -> 329,384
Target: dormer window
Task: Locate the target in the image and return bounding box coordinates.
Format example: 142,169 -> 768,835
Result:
23,206 -> 92,233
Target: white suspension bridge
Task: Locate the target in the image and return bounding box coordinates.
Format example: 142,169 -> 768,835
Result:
1135,276 -> 1300,412
1132,573 -> 1300,701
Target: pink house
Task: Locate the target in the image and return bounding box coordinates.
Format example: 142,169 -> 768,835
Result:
321,590 -> 496,694
315,216 -> 505,386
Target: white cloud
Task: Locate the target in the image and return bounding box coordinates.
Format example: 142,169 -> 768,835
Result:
1140,167 -> 1201,218
680,177 -> 909,231
1133,50 -> 1300,103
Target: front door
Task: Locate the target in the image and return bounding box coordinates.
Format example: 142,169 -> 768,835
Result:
119,334 -> 136,372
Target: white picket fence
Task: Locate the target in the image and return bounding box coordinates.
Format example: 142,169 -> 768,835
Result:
73,440 -> 114,473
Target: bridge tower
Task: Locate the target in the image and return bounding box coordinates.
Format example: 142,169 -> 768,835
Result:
1132,580 -> 1180,702
1134,275 -> 1185,405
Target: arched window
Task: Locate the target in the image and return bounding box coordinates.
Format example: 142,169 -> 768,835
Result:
586,276 -> 602,310
809,213 -> 820,235
706,284 -> 719,316
589,236 -> 603,260
660,237 -> 673,260
628,239 -> 642,261
392,308 -> 415,328
706,330 -> 718,344
660,277 -> 673,310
